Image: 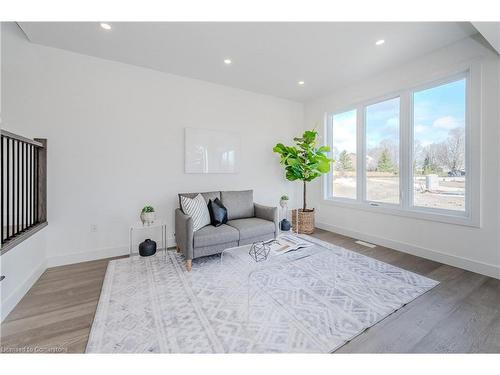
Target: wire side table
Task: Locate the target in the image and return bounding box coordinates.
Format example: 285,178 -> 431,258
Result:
129,222 -> 167,257
285,207 -> 301,235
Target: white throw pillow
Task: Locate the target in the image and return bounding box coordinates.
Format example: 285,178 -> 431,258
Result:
180,194 -> 211,231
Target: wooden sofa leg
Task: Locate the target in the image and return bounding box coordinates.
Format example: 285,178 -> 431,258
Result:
176,245 -> 181,253
186,260 -> 192,272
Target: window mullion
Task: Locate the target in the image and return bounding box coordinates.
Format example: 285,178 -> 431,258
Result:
400,91 -> 411,209
357,106 -> 366,202
324,113 -> 333,200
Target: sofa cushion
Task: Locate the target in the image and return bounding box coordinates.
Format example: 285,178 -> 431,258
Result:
221,190 -> 254,220
178,191 -> 220,211
227,218 -> 275,240
193,224 -> 239,248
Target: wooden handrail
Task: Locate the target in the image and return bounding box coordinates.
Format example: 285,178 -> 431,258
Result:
1,129 -> 44,148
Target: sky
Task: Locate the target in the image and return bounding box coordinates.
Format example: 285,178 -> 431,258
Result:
413,78 -> 466,146
331,109 -> 357,155
330,78 -> 466,156
366,97 -> 399,149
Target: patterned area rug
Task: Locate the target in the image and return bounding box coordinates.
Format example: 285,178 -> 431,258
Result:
86,235 -> 438,353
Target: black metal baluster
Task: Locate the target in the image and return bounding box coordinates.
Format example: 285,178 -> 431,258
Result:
31,145 -> 34,228
28,144 -> 30,228
34,145 -> 37,226
29,145 -> 32,228
35,146 -> 38,225
24,143 -> 27,231
6,138 -> 10,240
21,143 -> 23,232
1,136 -> 4,243
17,140 -> 20,236
20,142 -> 24,232
25,143 -> 28,230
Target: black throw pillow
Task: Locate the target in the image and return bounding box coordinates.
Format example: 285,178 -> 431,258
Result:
208,198 -> 228,227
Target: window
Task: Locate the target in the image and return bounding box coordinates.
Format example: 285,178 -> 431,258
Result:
330,109 -> 357,199
366,97 -> 400,204
324,70 -> 474,225
412,79 -> 466,212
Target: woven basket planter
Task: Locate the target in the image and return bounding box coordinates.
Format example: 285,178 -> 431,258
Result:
291,209 -> 315,234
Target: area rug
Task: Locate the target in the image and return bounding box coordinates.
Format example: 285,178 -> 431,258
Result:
86,235 -> 439,353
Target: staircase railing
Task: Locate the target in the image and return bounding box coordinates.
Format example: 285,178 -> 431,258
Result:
1,129 -> 47,254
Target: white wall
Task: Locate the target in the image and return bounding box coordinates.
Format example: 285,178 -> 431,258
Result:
0,22 -> 303,318
0,231 -> 47,320
304,36 -> 500,279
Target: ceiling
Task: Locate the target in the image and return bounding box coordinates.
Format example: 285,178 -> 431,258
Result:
18,22 -> 477,102
471,22 -> 500,55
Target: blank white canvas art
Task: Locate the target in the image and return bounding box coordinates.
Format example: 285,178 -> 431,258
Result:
184,128 -> 240,173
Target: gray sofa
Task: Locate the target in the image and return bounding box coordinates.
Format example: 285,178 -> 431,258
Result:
175,190 -> 278,271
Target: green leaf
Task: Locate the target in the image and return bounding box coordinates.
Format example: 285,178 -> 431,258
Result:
303,130 -> 317,144
317,161 -> 331,173
285,170 -> 300,181
273,143 -> 286,154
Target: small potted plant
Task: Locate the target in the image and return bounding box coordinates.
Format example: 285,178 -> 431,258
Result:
140,205 -> 156,226
279,195 -> 289,209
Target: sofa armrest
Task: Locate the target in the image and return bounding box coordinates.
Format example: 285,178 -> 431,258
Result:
254,203 -> 279,238
175,208 -> 194,260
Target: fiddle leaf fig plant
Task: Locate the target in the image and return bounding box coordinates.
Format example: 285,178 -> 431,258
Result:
273,130 -> 333,211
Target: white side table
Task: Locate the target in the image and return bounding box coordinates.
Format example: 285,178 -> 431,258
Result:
129,222 -> 167,257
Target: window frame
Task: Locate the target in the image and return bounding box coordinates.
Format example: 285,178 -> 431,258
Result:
362,94 -> 402,208
325,107 -> 359,203
323,63 -> 480,227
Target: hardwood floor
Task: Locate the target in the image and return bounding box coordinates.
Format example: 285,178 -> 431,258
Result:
0,255 -> 125,353
1,229 -> 499,353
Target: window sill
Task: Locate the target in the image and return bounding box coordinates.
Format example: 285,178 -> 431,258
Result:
321,198 -> 479,228
1,222 -> 48,256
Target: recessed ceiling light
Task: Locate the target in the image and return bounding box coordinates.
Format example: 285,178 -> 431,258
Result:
100,23 -> 112,30
224,59 -> 232,65
375,39 -> 385,46
298,81 -> 305,86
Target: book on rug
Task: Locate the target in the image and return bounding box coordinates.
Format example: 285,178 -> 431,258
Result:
268,235 -> 313,256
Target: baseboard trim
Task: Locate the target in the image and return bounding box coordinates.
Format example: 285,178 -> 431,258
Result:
47,245 -> 130,268
47,238 -> 177,268
316,221 -> 500,280
1,259 -> 47,322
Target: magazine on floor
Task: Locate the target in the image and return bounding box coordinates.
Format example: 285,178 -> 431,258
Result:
268,234 -> 313,256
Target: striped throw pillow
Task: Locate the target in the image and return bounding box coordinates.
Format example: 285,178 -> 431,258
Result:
180,194 -> 211,231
